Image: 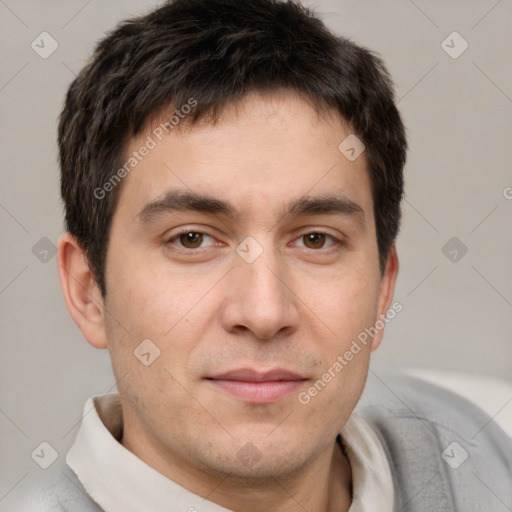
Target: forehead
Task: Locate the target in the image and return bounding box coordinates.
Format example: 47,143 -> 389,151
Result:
114,91 -> 373,226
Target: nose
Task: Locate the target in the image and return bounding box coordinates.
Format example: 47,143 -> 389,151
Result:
220,243 -> 300,341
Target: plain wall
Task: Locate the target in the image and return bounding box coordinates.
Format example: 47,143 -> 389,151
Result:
1,0 -> 511,508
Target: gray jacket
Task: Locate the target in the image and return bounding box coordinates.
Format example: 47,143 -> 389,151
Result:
357,373 -> 512,511
35,374 -> 512,511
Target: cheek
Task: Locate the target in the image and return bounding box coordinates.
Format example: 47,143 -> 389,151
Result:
300,267 -> 380,403
103,257 -> 216,388
105,248 -> 195,336
313,267 -> 381,338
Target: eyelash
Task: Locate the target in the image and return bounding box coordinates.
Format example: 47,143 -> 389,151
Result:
165,229 -> 344,252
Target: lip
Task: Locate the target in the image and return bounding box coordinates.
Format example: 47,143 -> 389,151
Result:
205,368 -> 307,404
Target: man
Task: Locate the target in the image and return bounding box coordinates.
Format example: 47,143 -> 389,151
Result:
40,0 -> 511,510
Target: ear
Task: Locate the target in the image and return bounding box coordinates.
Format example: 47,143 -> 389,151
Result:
370,245 -> 399,352
57,232 -> 108,349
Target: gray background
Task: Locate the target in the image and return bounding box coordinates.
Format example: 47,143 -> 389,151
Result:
1,0 -> 511,508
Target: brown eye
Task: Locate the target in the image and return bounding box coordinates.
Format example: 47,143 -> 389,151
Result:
178,232 -> 204,249
302,232 -> 328,249
165,229 -> 219,255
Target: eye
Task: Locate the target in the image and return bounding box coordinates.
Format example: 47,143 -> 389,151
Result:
294,231 -> 341,250
165,229 -> 343,253
166,230 -> 217,250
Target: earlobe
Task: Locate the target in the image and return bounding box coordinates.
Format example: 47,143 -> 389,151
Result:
57,232 -> 108,349
370,246 -> 399,352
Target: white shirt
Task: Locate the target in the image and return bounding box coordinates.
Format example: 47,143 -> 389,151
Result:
67,394 -> 394,512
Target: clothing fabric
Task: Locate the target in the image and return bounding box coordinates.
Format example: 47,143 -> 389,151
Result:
358,372 -> 512,511
33,374 -> 512,511
38,394 -> 392,512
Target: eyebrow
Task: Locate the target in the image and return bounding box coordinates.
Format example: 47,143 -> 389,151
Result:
136,189 -> 365,226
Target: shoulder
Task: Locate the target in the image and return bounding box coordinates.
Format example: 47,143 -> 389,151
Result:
26,466 -> 104,512
356,371 -> 512,511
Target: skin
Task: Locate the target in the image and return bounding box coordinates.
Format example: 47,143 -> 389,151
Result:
58,90 -> 398,512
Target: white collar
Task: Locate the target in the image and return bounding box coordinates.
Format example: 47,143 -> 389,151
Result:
340,413 -> 394,511
67,394 -> 393,512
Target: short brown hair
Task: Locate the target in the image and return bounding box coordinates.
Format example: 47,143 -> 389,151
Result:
58,0 -> 407,296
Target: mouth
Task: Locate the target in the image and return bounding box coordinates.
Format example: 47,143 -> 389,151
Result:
205,368 -> 308,404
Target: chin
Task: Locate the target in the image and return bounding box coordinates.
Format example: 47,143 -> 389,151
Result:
191,432 -> 316,482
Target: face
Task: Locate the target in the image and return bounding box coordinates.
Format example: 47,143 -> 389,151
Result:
99,91 -> 396,484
